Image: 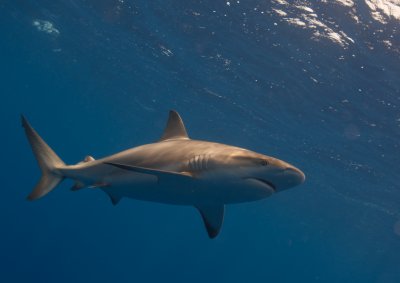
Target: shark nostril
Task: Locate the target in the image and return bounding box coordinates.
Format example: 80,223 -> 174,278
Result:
285,167 -> 300,173
284,167 -> 306,183
284,167 -> 297,173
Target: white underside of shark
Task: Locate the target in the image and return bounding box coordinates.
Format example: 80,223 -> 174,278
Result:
22,110 -> 305,238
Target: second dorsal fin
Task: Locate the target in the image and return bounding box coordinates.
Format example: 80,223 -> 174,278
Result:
159,110 -> 189,141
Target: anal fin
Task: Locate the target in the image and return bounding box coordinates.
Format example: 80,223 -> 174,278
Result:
105,191 -> 122,206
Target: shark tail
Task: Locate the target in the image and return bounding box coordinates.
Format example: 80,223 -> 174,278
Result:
21,115 -> 66,200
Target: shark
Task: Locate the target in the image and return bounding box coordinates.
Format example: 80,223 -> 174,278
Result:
22,110 -> 305,238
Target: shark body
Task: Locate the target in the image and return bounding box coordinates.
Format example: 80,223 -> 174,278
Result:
22,110 -> 305,238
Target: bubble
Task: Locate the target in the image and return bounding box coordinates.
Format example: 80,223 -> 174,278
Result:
344,124 -> 360,140
32,19 -> 60,36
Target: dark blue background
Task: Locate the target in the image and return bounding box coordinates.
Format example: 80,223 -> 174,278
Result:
1,1 -> 400,282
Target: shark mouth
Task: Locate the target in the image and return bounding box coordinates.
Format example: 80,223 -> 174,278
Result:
244,177 -> 277,193
255,178 -> 277,192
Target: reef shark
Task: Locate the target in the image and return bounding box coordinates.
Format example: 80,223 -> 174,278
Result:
22,110 -> 305,238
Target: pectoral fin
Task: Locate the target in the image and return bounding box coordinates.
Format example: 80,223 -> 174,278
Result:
104,162 -> 193,182
196,204 -> 225,239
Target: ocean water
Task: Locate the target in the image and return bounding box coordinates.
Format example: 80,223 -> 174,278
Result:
1,0 -> 400,282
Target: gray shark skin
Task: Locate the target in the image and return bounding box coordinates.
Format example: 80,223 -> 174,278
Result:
22,110 -> 305,238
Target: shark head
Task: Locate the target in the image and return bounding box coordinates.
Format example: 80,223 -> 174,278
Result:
211,148 -> 305,195
247,155 -> 305,192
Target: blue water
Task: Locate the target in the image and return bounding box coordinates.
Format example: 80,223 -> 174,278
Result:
1,0 -> 400,282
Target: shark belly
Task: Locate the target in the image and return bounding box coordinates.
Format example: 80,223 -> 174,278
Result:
102,171 -> 201,205
102,173 -> 274,205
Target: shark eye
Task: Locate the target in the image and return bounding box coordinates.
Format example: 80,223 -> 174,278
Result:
260,159 -> 269,166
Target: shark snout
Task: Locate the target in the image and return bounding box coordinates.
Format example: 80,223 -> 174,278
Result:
283,166 -> 306,186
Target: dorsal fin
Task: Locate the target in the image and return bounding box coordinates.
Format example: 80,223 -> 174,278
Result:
77,155 -> 95,165
159,110 -> 189,141
84,155 -> 95,162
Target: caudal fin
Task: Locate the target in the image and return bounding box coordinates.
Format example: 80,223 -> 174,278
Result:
21,115 -> 66,200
